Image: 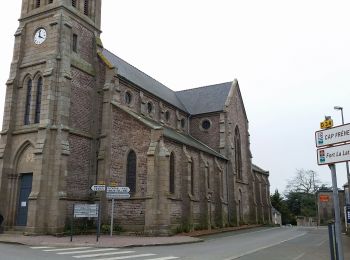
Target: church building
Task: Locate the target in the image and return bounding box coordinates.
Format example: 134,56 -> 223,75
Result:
0,0 -> 271,235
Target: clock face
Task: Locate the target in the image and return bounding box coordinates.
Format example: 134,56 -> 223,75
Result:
34,28 -> 47,45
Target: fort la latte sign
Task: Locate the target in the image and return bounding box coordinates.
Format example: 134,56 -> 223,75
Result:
317,143 -> 350,165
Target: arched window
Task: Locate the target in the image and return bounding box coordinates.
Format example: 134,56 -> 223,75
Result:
24,79 -> 32,125
190,159 -> 194,195
36,0 -> 41,8
206,167 -> 210,189
126,150 -> 137,193
239,189 -> 243,222
72,0 -> 77,8
234,127 -> 242,180
169,152 -> 175,194
34,77 -> 42,124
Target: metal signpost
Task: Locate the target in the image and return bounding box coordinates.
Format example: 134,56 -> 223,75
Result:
315,117 -> 349,260
106,186 -> 130,237
89,184 -> 130,237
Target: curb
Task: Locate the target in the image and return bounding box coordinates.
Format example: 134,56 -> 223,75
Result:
0,236 -> 204,248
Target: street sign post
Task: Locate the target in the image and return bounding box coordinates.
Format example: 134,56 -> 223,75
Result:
106,192 -> 131,199
320,118 -> 334,129
317,143 -> 350,165
315,117 -> 348,260
91,184 -> 106,192
106,186 -> 130,193
105,186 -> 130,237
315,123 -> 350,147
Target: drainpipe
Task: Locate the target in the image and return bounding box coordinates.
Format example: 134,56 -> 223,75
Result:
226,162 -> 231,224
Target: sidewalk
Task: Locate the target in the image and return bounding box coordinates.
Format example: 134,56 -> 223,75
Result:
0,225 -> 261,248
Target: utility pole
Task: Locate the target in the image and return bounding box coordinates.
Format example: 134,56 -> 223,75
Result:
334,106 -> 350,204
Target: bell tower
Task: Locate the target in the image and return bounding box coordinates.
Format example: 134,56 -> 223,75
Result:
0,0 -> 103,234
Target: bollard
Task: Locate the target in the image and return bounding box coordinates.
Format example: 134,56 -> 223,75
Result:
328,222 -> 336,260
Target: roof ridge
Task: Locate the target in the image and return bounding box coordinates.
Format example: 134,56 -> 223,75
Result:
176,81 -> 233,93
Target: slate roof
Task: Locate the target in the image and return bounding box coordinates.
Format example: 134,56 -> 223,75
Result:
176,82 -> 233,115
102,49 -> 233,115
252,164 -> 269,175
103,49 -> 188,112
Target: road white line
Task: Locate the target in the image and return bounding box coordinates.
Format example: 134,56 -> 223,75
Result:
95,254 -> 156,260
73,251 -> 135,258
293,253 -> 305,260
224,232 -> 307,260
58,248 -> 117,255
44,247 -> 91,252
316,239 -> 327,247
30,246 -> 55,249
143,257 -> 179,260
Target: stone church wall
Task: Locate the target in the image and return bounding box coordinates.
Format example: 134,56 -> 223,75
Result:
70,68 -> 95,132
224,86 -> 254,224
109,105 -> 152,230
190,113 -> 221,152
118,80 -> 188,132
66,134 -> 92,199
71,20 -> 95,64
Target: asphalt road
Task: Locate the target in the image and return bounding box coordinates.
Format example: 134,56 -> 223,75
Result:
0,227 -> 341,260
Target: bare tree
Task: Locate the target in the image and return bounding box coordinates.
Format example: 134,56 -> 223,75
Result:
285,169 -> 323,194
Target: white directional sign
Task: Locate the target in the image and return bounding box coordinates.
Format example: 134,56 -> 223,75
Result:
106,192 -> 131,199
91,185 -> 106,191
106,186 -> 130,193
317,143 -> 350,165
315,123 -> 350,147
74,204 -> 99,218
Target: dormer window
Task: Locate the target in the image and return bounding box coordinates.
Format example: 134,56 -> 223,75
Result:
165,111 -> 170,122
147,102 -> 153,114
181,118 -> 186,129
125,91 -> 132,105
84,0 -> 89,15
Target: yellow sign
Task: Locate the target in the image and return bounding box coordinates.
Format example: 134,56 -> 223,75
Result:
110,181 -> 118,187
320,119 -> 333,129
97,180 -> 105,185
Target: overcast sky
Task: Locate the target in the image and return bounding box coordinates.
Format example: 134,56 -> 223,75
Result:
0,0 -> 349,193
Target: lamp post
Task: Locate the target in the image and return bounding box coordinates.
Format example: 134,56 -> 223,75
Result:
334,106 -> 350,204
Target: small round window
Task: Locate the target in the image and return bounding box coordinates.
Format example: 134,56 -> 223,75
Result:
181,118 -> 186,128
147,102 -> 153,114
125,91 -> 132,104
165,111 -> 170,121
202,119 -> 211,130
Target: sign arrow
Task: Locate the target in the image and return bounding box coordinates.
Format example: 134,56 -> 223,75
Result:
91,184 -> 106,192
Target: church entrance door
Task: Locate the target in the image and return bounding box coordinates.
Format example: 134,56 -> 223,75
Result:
16,173 -> 33,226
